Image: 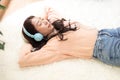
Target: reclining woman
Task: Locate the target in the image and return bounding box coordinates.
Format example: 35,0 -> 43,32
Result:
19,7 -> 120,67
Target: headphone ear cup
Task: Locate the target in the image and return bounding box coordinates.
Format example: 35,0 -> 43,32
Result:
23,27 -> 44,42
33,33 -> 44,41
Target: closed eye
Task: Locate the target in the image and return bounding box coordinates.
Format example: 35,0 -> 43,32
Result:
35,17 -> 43,26
37,20 -> 42,26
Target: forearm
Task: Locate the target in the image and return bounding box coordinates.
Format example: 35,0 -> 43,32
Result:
64,20 -> 94,30
18,51 -> 72,68
63,20 -> 81,30
63,20 -> 77,27
45,7 -> 62,23
18,44 -> 73,68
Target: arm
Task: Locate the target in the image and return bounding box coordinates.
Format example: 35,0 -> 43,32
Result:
64,20 -> 95,30
44,7 -> 81,29
44,7 -> 62,23
18,43 -> 72,68
44,7 -> 92,29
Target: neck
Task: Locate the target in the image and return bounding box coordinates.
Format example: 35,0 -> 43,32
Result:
47,29 -> 58,39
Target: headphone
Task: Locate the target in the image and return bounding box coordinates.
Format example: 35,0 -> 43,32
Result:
23,27 -> 44,42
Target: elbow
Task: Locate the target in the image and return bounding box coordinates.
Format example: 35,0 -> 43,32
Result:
18,56 -> 34,68
18,59 -> 25,68
18,57 -> 28,68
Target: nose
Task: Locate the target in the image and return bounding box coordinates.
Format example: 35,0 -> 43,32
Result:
43,20 -> 48,25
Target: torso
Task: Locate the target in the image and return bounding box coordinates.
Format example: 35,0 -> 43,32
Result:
44,27 -> 98,59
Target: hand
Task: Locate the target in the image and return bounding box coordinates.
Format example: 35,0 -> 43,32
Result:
72,21 -> 81,30
65,21 -> 80,30
44,7 -> 52,19
44,7 -> 62,23
45,7 -> 53,14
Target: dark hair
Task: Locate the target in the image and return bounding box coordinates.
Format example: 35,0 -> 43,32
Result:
22,16 -> 48,49
22,16 -> 77,51
52,18 -> 77,40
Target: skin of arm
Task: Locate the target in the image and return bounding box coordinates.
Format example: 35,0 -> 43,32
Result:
44,7 -> 94,29
44,7 -> 89,29
18,43 -> 73,68
44,7 -> 62,23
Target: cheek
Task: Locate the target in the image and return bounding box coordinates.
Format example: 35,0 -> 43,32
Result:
38,24 -> 52,36
38,27 -> 50,36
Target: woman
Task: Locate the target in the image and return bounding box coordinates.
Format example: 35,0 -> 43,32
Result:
19,7 -> 120,67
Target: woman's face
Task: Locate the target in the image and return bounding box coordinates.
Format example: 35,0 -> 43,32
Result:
31,17 -> 54,36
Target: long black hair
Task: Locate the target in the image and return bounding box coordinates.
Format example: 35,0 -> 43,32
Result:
52,18 -> 77,40
22,16 -> 77,51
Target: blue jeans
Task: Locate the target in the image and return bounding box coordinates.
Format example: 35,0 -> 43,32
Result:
93,27 -> 120,66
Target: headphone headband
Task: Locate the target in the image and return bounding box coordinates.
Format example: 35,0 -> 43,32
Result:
22,27 -> 44,42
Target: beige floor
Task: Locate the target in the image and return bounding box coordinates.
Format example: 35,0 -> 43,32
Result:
1,0 -> 41,21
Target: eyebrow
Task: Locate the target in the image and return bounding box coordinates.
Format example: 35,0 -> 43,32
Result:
34,17 -> 42,26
